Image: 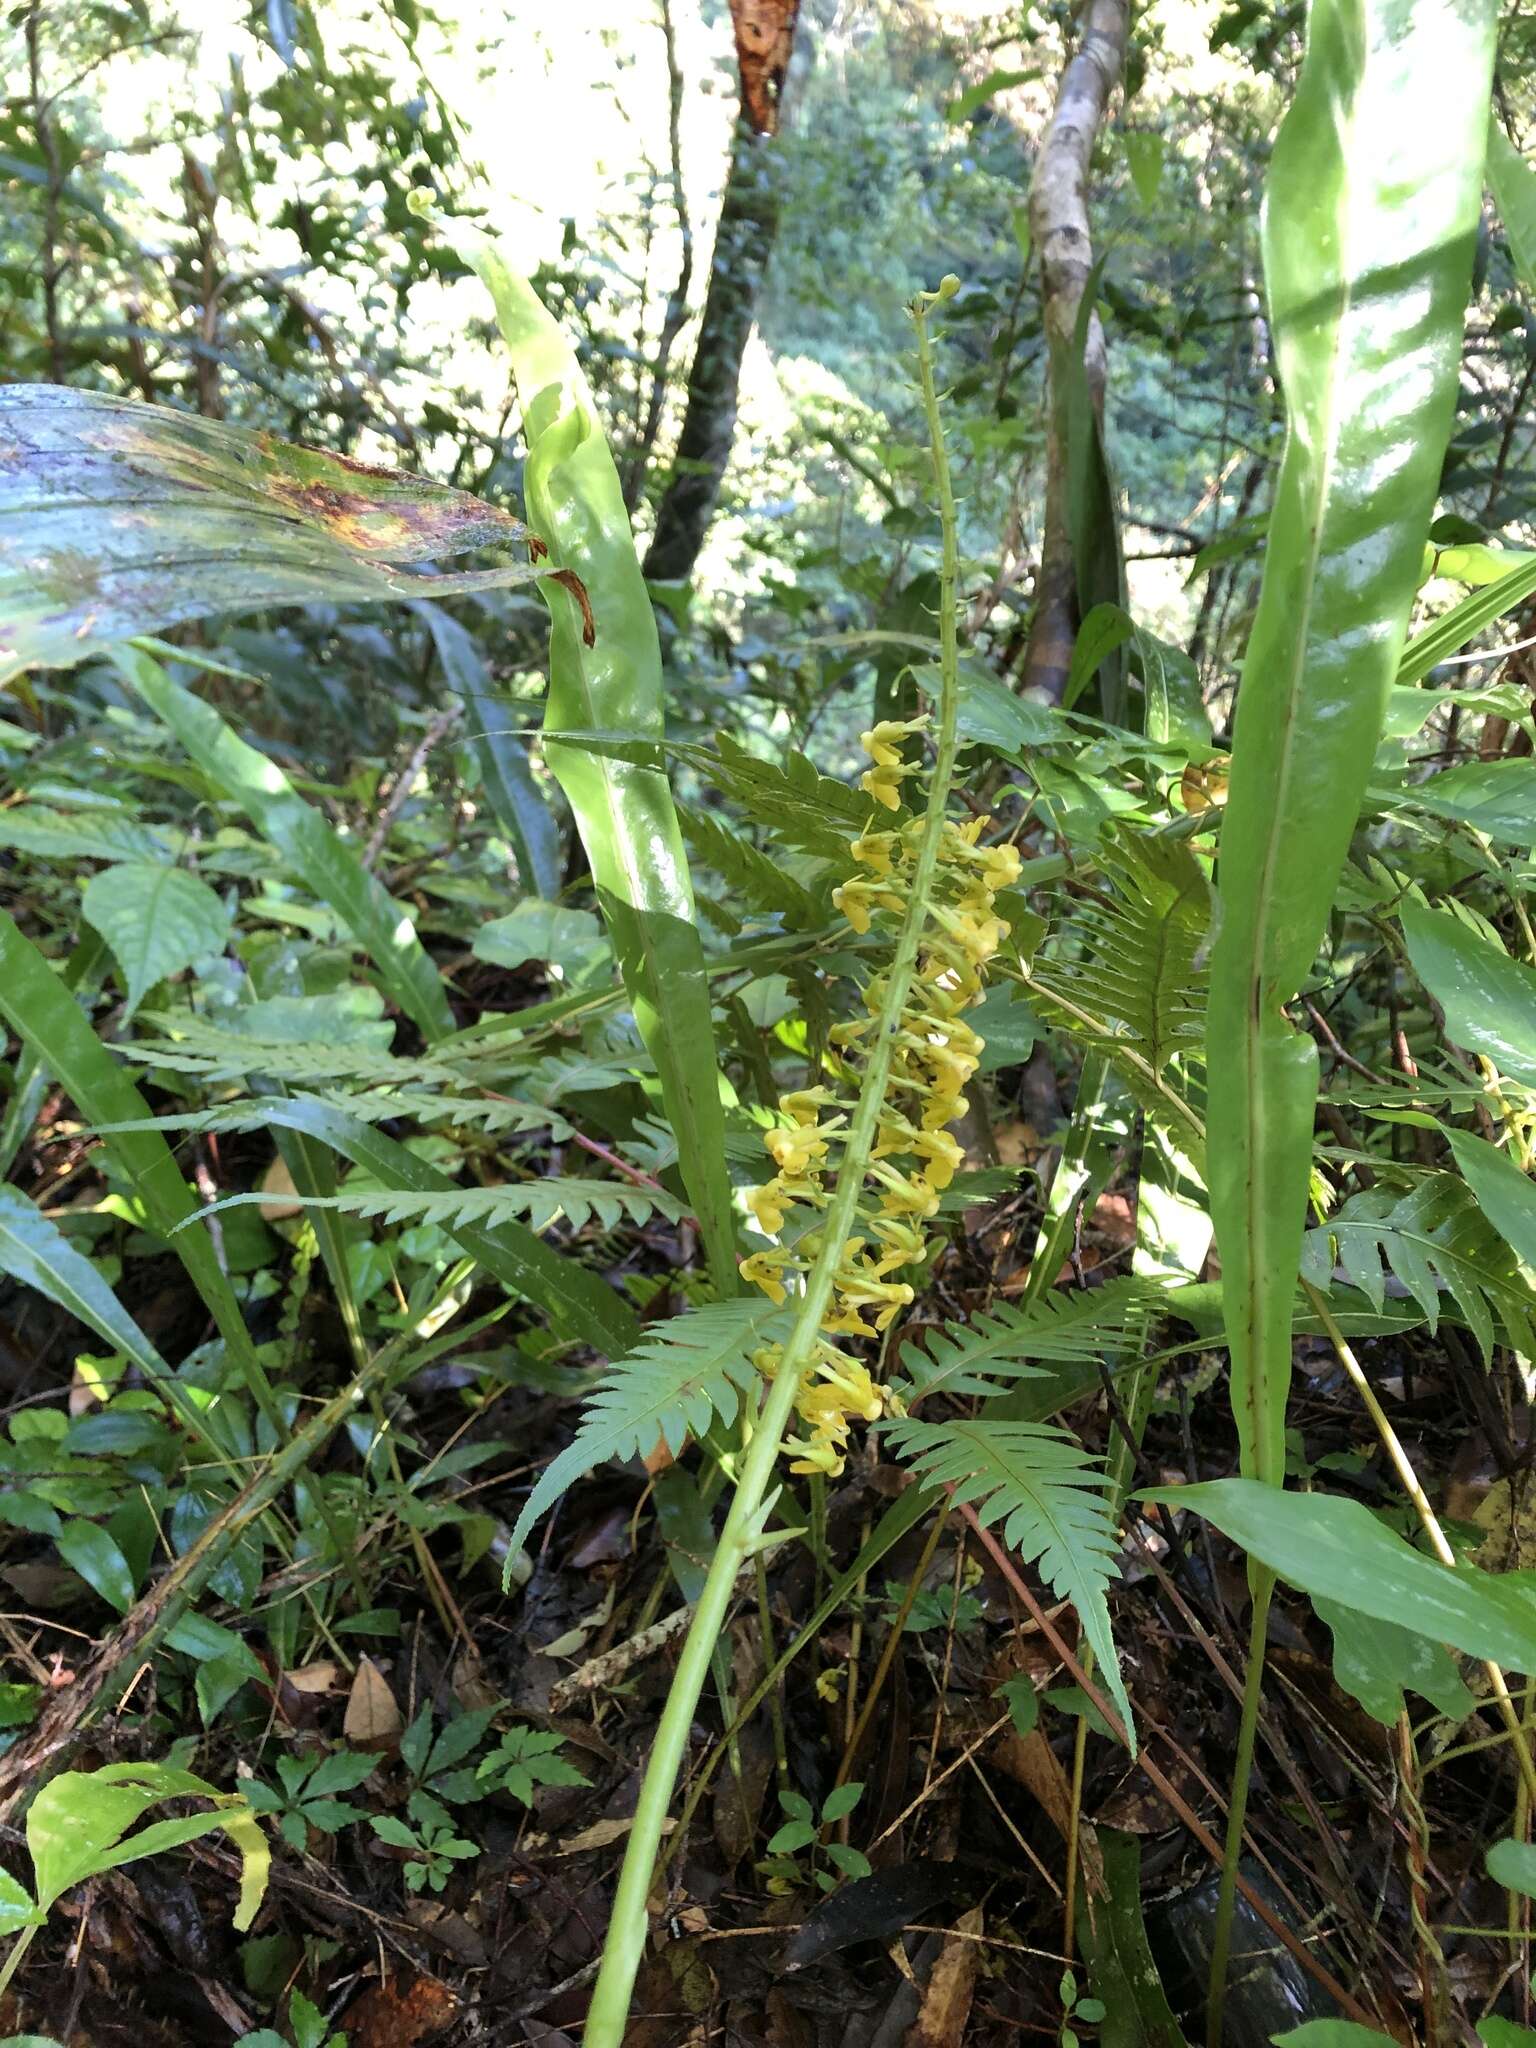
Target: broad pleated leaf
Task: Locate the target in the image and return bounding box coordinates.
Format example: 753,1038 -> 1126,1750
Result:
81,862 -> 232,1013
507,1300 -> 788,1560
116,643 -> 454,1042
0,385 -> 543,686
443,218 -> 737,1293
1206,0 -> 1497,1486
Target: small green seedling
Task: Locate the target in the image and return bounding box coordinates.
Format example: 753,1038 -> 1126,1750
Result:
370,1793 -> 478,1894
1059,1967 -> 1107,2048
244,1750 -> 377,1854
238,1988 -> 346,2047
398,1705 -> 496,1806
476,1726 -> 588,1806
759,1781 -> 871,1894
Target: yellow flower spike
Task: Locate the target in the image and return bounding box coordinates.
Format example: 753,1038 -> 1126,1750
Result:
745,1178 -> 789,1236
741,1250 -> 793,1304
850,830 -> 900,875
914,1129 -> 964,1190
833,878 -> 902,935
809,1356 -> 884,1422
859,715 -> 929,768
870,1160 -> 941,1219
787,1437 -> 846,1478
765,1124 -> 827,1177
860,761 -> 919,812
781,1087 -> 841,1127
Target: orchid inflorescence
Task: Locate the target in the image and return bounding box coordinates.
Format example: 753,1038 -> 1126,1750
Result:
740,712 -> 1022,1477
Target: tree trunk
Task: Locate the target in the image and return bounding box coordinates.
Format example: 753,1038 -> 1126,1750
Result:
1020,0 -> 1129,700
641,0 -> 799,585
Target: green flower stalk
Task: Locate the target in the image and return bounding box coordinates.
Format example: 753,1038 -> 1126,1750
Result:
581,277 -> 1017,2047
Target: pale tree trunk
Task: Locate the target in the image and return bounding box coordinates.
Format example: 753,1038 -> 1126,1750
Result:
1021,0 -> 1130,700
642,0 -> 801,584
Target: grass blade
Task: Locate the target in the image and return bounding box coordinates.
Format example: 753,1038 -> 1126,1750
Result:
419,602 -> 563,900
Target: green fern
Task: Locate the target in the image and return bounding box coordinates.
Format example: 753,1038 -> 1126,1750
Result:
882,1415 -> 1132,1740
897,1278 -> 1159,1402
204,1177 -> 687,1236
1301,1172 -> 1536,1359
689,735 -> 868,861
96,1088 -> 570,1142
679,803 -> 821,927
1024,826 -> 1207,1145
507,1299 -> 789,1559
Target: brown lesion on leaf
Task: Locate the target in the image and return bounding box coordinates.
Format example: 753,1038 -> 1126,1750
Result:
548,567 -> 596,647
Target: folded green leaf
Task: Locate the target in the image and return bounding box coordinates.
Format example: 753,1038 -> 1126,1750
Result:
419,602 -> 563,900
1401,899 -> 1536,1087
442,220 -> 736,1293
1208,0 -> 1497,1485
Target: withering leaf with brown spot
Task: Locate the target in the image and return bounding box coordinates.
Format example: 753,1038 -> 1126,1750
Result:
342,1969 -> 459,2048
342,1656 -> 402,1749
0,385 -> 551,686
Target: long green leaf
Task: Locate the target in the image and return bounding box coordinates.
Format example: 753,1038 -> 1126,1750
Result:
1207,0 -> 1496,1487
435,217 -> 737,1294
115,643 -> 454,1043
1144,1478 -> 1536,1675
1488,119 -> 1536,305
0,1182 -> 168,1382
418,603 -> 563,900
0,909 -> 259,1377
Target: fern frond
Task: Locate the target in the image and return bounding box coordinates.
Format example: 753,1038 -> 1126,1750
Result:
679,803 -> 821,927
1025,827 -> 1207,1139
690,735 -> 869,861
897,1278 -> 1159,1401
125,1020 -> 465,1089
205,1178 -> 687,1237
96,1088 -> 570,1142
508,1299 -> 789,1556
882,1415 -> 1132,1741
1301,1172 -> 1536,1359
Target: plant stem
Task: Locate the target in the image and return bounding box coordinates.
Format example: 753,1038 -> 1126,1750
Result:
580,282 -> 965,2048
1207,1566 -> 1273,2046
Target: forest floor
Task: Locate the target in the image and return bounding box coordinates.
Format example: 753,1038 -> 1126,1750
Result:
0,1071 -> 1521,2048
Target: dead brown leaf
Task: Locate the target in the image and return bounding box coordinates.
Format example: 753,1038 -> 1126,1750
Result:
342,1969 -> 458,2048
342,1656 -> 402,1749
905,1905 -> 983,2046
